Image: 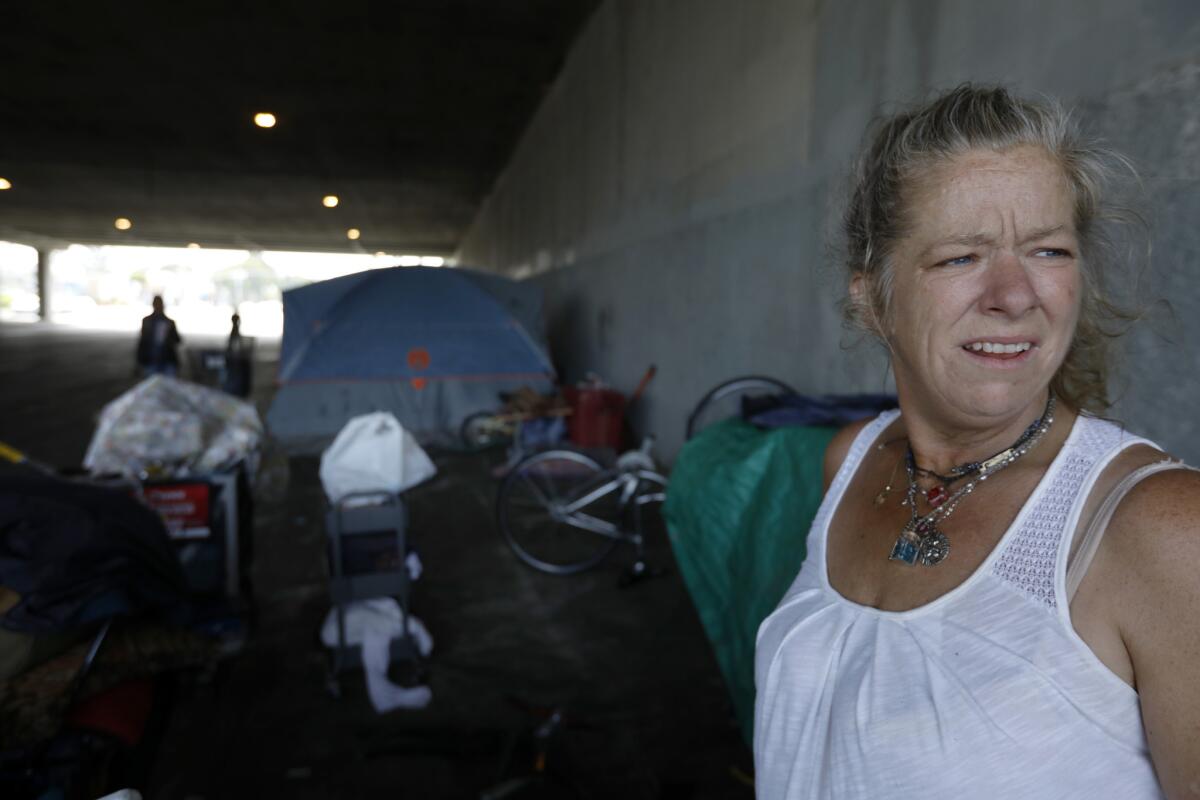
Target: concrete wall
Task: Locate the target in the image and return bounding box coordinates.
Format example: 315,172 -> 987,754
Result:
457,0 -> 1200,461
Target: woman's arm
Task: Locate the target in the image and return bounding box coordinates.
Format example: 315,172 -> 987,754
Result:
1105,469 -> 1200,798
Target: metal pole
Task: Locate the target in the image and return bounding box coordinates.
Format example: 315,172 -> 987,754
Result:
36,247 -> 50,321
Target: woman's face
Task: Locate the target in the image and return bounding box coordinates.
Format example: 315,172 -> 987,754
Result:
869,145 -> 1081,426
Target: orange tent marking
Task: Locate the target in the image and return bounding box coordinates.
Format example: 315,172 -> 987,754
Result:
407,347 -> 431,370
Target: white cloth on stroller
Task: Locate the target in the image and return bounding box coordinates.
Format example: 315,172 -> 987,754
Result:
320,598 -> 434,712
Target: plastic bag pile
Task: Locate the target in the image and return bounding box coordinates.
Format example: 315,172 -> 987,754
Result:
83,375 -> 263,480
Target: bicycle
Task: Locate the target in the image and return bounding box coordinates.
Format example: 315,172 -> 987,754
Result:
495,437 -> 668,577
685,374 -> 797,441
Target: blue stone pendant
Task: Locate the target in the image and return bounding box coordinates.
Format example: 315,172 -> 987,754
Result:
889,525 -> 922,566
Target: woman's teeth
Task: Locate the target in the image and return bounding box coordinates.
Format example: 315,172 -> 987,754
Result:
965,341 -> 1032,354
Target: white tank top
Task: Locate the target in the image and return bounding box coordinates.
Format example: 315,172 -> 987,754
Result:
754,411 -> 1166,799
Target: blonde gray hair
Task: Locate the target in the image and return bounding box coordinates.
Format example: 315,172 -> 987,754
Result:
842,84 -> 1142,413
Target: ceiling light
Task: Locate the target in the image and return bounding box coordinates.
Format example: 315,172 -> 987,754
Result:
0,178 -> 11,190
420,256 -> 444,267
253,112 -> 277,129
398,255 -> 420,267
322,195 -> 339,208
346,228 -> 361,240
187,242 -> 201,249
114,217 -> 132,231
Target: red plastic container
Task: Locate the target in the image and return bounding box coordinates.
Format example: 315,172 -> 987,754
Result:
564,386 -> 626,450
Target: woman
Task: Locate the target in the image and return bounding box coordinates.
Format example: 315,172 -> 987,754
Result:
754,86 -> 1200,798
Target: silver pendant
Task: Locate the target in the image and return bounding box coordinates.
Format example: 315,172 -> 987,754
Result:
918,530 -> 950,566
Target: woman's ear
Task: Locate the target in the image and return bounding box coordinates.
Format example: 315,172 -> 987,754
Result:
849,273 -> 874,326
849,272 -> 886,341
849,273 -> 866,305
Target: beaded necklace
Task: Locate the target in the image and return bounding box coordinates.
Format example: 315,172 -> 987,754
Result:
888,395 -> 1056,567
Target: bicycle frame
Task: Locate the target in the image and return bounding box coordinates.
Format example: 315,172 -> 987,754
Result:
545,468 -> 665,540
496,435 -> 668,576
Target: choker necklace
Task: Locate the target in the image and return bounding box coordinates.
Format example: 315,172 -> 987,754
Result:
907,405 -> 1051,504
888,394 -> 1056,567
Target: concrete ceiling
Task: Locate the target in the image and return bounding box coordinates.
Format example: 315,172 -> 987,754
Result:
0,1 -> 600,256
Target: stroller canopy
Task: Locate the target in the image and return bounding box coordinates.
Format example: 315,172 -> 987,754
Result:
267,267 -> 555,452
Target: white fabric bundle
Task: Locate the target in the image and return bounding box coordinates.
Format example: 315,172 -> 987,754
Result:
318,412 -> 436,503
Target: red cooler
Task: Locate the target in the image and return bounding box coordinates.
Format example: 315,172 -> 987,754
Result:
564,386 -> 626,450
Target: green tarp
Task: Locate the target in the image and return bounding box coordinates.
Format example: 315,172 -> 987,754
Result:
663,418 -> 835,745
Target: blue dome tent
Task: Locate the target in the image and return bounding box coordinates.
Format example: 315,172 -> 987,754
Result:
266,267 -> 555,453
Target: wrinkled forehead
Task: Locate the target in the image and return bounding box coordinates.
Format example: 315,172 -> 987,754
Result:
899,145 -> 1076,240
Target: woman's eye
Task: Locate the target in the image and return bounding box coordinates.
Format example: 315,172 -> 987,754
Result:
1035,247 -> 1072,258
938,254 -> 975,267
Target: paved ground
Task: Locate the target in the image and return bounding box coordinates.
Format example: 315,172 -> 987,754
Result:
0,321 -> 753,799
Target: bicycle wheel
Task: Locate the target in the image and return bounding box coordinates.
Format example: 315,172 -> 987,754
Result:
685,375 -> 798,441
461,411 -> 510,450
496,449 -> 620,574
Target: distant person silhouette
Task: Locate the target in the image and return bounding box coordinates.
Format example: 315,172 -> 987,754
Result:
223,311 -> 251,397
226,312 -> 244,356
135,295 -> 182,377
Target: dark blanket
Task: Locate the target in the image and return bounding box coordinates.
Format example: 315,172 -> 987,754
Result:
743,392 -> 898,428
0,477 -> 189,634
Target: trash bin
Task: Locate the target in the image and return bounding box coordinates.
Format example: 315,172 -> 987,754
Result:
222,352 -> 252,398
143,468 -> 251,600
189,348 -> 252,398
91,466 -> 251,601
188,349 -> 227,388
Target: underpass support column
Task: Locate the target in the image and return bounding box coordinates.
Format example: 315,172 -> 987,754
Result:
36,248 -> 50,321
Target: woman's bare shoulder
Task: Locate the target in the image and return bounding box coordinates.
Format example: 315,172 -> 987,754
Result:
1093,446 -> 1200,584
1101,439 -> 1196,513
1105,457 -> 1200,562
822,417 -> 877,491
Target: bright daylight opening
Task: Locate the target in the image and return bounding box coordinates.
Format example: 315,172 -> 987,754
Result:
0,242 -> 452,337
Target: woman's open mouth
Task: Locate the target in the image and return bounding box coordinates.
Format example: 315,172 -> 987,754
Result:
961,340 -> 1035,362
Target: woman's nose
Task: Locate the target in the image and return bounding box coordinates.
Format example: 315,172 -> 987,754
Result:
981,250 -> 1038,317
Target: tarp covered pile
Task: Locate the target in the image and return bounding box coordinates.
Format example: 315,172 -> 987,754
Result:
83,375 -> 263,480
662,418 -> 836,745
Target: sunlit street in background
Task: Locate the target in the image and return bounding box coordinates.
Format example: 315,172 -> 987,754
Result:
0,241 -> 448,337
